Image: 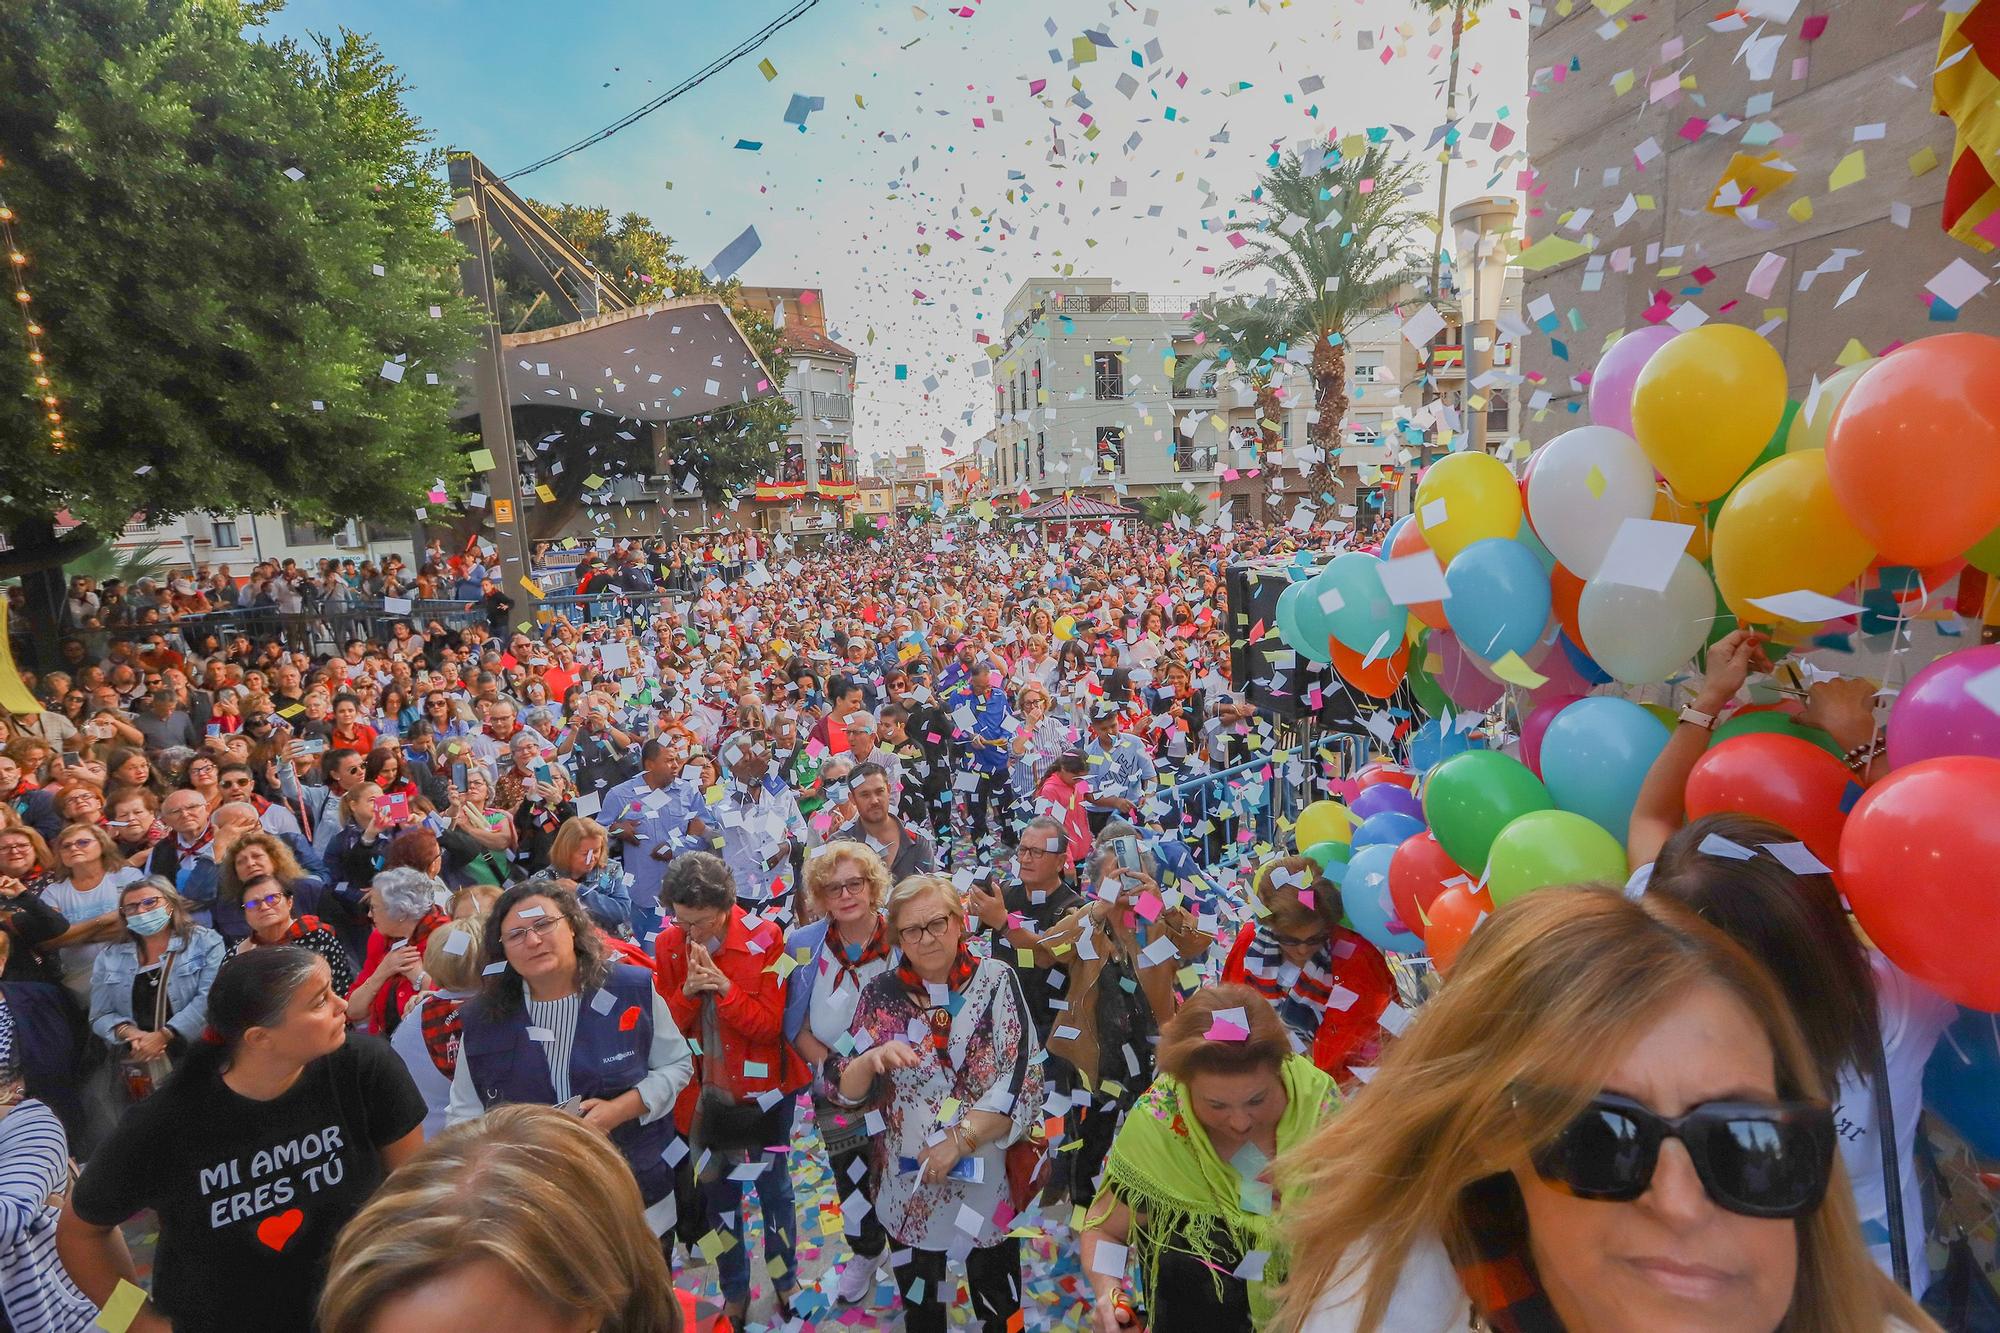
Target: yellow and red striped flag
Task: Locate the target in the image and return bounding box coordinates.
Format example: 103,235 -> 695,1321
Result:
1935,0 -> 2000,251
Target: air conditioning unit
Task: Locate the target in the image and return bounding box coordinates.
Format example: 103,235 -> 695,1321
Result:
332,520 -> 364,549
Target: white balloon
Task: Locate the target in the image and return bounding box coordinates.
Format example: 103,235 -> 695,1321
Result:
1526,426 -> 1656,578
1578,555 -> 1715,685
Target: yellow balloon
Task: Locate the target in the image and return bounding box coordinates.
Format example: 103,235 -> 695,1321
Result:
1784,358 -> 1877,454
1651,483 -> 1710,562
1630,324 -> 1787,501
1054,615 -> 1076,642
1294,799 -> 1355,849
1712,450 -> 1875,626
1415,451 -> 1522,565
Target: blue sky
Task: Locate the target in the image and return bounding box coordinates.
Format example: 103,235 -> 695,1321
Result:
263,0 -> 1527,470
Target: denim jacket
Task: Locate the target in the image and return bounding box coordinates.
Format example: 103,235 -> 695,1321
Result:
89,927 -> 227,1046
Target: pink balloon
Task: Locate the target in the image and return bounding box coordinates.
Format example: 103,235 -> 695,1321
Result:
1590,326 -> 1679,437
1429,629 -> 1505,711
1888,645 -> 2000,770
1520,695 -> 1586,777
1528,638 -> 1596,702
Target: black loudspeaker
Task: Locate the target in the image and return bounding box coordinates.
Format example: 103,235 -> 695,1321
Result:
1226,561 -> 1393,738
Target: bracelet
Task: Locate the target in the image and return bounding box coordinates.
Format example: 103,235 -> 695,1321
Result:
1843,736 -> 1886,774
955,1124 -> 979,1156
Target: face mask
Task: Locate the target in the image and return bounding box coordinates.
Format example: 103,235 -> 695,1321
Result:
127,906 -> 172,937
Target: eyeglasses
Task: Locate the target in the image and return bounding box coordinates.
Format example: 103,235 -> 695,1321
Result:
220,777 -> 252,789
1017,842 -> 1062,859
897,913 -> 956,945
502,916 -> 567,947
57,838 -> 98,852
1528,1091 -> 1835,1220
120,896 -> 167,917
1272,929 -> 1331,951
244,892 -> 288,912
821,877 -> 869,899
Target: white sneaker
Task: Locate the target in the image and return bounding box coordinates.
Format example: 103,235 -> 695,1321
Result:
835,1255 -> 878,1306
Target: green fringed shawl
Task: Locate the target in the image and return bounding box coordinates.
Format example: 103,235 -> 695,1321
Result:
1094,1054 -> 1338,1325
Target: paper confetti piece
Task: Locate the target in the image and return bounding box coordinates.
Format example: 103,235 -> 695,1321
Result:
1513,233 -> 1592,271
1828,150 -> 1867,191
758,57 -> 778,80
95,1281 -> 147,1333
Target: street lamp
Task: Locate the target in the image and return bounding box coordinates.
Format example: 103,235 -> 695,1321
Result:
1451,195 -> 1518,455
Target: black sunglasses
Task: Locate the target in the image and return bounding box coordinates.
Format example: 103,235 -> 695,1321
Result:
1529,1092 -> 1835,1219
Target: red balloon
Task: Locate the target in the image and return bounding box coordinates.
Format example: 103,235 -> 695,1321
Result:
1354,764 -> 1418,792
1424,885 -> 1490,972
1330,637 -> 1410,700
1390,832 -> 1466,936
1839,756 -> 2000,1010
1685,734 -> 1853,869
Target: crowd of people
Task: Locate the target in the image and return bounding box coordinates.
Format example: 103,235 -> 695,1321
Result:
0,515 -> 1964,1333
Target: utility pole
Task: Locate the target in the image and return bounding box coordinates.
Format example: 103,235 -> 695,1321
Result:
446,153 -> 537,623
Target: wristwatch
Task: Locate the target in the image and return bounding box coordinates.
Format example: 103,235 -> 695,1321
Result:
1677,705 -> 1718,731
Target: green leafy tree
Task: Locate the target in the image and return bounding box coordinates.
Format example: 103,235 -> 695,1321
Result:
1412,0 -> 1494,317
0,1 -> 479,643
1191,295 -> 1303,460
495,204 -> 704,334
1133,489 -> 1206,526
1220,146 -> 1427,500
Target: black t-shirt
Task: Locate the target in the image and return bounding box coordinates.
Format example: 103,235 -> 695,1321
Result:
72,1035 -> 426,1333
987,876 -> 1081,1042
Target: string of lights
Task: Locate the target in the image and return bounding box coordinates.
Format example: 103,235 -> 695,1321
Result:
0,158 -> 64,450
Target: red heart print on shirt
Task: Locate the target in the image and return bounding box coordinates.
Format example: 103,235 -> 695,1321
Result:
619,1005 -> 641,1032
257,1208 -> 304,1252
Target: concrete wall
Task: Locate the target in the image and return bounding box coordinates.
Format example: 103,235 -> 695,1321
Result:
1520,0 -> 1995,437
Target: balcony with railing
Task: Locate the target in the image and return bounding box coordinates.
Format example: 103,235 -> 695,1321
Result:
1173,445 -> 1219,474
1173,373 -> 1221,400
811,391 -> 852,420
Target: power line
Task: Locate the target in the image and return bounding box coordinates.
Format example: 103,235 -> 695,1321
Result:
502,0 -> 827,182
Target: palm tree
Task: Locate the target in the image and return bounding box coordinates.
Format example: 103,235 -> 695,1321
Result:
1190,295 -> 1297,463
1133,488 -> 1206,526
1412,0 -> 1492,317
1218,145 -> 1427,502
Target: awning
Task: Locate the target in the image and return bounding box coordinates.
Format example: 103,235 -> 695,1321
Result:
493,296 -> 778,423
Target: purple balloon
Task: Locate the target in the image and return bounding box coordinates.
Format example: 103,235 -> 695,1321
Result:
1888,645 -> 2000,769
1350,783 -> 1423,822
1429,628 -> 1505,712
1520,694 -> 1586,778
1590,326 -> 1679,438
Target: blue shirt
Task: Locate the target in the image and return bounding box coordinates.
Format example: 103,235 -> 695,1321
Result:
601,774 -> 713,941
949,685 -> 1014,774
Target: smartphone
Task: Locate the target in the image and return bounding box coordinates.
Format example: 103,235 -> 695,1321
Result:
898,1155 -> 983,1183
374,793 -> 410,824
295,736 -> 329,756
1107,835 -> 1144,874
451,763 -> 467,790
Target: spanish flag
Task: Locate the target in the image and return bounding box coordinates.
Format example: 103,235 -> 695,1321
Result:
1936,0 -> 2000,251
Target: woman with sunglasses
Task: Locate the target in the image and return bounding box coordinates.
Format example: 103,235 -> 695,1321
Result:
449,879 -> 694,1223
829,874 -> 1045,1333
233,873 -> 357,996
1274,887 -> 1935,1333
1218,855 -> 1397,1092
88,874 -> 224,1048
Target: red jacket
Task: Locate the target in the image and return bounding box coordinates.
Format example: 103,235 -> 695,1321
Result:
1219,924 -> 1396,1086
653,908 -> 810,1134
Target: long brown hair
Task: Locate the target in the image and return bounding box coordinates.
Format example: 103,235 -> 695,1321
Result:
317,1105 -> 680,1333
1268,886 -> 1934,1333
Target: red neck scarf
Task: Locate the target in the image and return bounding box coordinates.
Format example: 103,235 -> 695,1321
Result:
369,906 -> 451,1034
895,946 -> 978,1054
176,829 -> 215,861
828,916 -> 892,995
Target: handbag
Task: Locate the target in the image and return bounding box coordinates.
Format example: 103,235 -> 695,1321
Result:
119,951 -> 177,1101
688,996 -> 767,1170
1004,1119 -> 1051,1214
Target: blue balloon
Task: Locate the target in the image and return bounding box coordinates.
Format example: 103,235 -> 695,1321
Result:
1409,717 -> 1479,772
1351,810 -> 1426,850
1350,783 -> 1423,822
1925,1005 -> 2000,1158
1340,842 -> 1422,953
1558,631 -> 1613,686
1314,552 -> 1409,656
1538,697 -> 1670,843
1443,538 -> 1552,663
1274,580 -> 1309,652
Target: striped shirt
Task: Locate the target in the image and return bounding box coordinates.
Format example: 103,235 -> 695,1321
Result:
0,1100 -> 98,1333
526,993 -> 582,1103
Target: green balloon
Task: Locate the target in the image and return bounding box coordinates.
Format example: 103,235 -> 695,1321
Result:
1969,522 -> 2000,577
1705,400 -> 1797,527
1486,809 -> 1629,906
1711,709 -> 1845,759
1303,840 -> 1350,871
1421,751 -> 1552,876
1409,632 -> 1452,719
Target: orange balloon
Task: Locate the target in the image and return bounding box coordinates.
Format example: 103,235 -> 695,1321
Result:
1330,636 -> 1410,699
1389,520 -> 1450,630
1652,483 -> 1710,562
1828,333 -> 2000,566
1423,885 -> 1491,972
1550,563 -> 1588,649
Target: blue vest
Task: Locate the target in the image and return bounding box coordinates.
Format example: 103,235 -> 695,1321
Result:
460,964 -> 675,1202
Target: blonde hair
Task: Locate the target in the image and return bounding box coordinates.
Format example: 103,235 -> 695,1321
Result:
422,913 -> 489,993
1268,886 -> 1935,1333
318,1104 -> 680,1333
548,816 -> 608,878
801,841 -> 891,925
449,883 -> 502,921
884,873 -> 961,934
